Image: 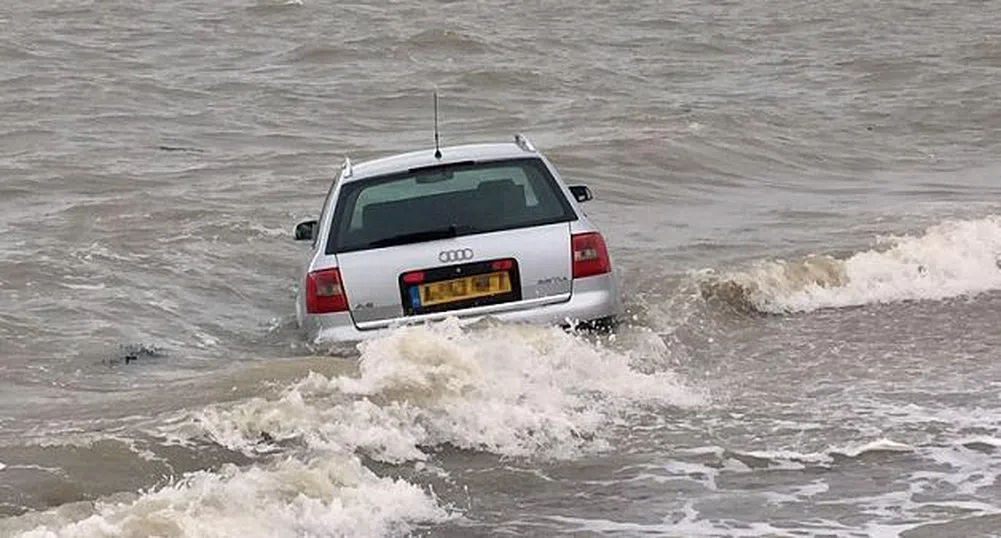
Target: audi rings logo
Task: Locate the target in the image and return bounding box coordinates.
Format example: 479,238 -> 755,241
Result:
439,248 -> 474,263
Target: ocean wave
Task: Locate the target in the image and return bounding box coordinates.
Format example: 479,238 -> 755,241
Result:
3,456 -> 449,538
157,319 -> 706,462
699,215 -> 1001,313
402,29 -> 493,55
729,438 -> 915,470
2,321 -> 703,537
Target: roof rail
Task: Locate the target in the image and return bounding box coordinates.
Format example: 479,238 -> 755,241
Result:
514,133 -> 536,152
341,157 -> 353,179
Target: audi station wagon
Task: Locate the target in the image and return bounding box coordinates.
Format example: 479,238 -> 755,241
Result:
292,134 -> 620,343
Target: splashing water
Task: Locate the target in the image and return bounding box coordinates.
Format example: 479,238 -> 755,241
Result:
3,456 -> 449,538
700,216 -> 1001,313
164,319 -> 706,462
0,321 -> 706,537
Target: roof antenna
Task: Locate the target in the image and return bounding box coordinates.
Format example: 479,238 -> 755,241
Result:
433,89 -> 442,160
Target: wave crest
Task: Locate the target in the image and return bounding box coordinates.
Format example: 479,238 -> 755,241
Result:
3,456 -> 449,538
160,319 -> 706,463
699,216 -> 1001,313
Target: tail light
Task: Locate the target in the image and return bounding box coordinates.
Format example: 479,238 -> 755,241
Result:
305,268 -> 348,313
491,259 -> 514,271
402,271 -> 425,284
571,232 -> 611,279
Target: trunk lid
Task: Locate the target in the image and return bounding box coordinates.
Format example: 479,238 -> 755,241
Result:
336,223 -> 572,327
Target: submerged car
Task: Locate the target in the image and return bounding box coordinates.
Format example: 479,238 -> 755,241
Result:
293,134 -> 620,342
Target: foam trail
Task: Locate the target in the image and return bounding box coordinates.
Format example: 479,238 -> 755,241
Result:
7,321 -> 703,537
730,438 -> 915,469
159,319 -> 706,462
703,216 -> 1001,313
830,439 -> 912,458
3,456 -> 449,538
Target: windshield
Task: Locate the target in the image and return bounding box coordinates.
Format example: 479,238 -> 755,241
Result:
327,157 -> 576,253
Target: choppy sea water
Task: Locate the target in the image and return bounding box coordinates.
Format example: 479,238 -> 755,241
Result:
2,1 -> 1001,536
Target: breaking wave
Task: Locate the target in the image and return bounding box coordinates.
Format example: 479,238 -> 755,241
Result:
719,438 -> 915,470
162,319 -> 705,461
2,320 -> 703,537
699,216 -> 1001,313
4,456 -> 449,538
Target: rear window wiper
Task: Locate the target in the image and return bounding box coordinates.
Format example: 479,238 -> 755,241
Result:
366,224 -> 471,249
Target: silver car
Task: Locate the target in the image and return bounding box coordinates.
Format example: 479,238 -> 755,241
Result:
293,134 -> 620,343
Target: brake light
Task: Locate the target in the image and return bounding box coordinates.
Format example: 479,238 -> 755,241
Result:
402,271 -> 425,284
491,259 -> 514,271
305,268 -> 348,313
571,232 -> 611,279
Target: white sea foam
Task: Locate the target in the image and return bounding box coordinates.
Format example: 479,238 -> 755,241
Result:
245,222 -> 288,240
730,438 -> 914,469
4,456 -> 449,538
917,441 -> 1001,497
71,242 -> 151,264
714,216 -> 1001,313
614,437 -> 999,537
0,461 -> 6,471
6,321 -> 703,538
548,510 -> 906,538
159,319 -> 705,462
829,438 -> 912,458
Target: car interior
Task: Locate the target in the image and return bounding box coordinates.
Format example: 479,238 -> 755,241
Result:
356,178 -> 534,245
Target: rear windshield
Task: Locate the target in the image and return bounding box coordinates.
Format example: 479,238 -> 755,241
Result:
327,157 -> 576,253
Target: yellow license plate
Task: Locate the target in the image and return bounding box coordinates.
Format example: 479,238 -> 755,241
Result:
419,271 -> 511,307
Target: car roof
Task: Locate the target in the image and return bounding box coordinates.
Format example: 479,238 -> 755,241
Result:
343,141 -> 539,182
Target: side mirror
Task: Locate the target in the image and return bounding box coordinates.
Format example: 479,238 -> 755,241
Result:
569,185 -> 593,203
294,219 -> 317,241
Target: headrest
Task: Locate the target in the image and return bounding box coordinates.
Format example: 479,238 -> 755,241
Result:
477,178 -> 518,191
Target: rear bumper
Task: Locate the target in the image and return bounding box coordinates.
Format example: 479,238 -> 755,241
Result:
303,272 -> 620,344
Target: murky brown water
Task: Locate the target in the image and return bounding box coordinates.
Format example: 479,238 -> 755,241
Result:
2,1 -> 1001,536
